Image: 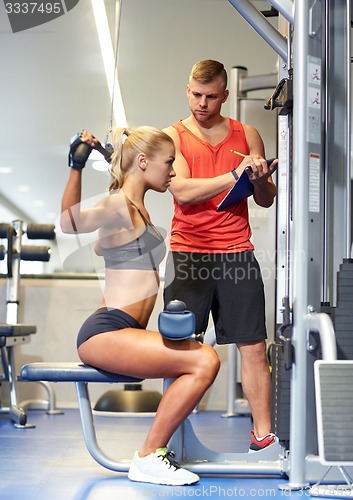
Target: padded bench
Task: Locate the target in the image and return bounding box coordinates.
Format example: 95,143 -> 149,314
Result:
20,361 -> 287,476
0,323 -> 36,348
18,306 -> 287,476
20,362 -> 143,472
19,304 -> 197,466
1,324 -> 37,426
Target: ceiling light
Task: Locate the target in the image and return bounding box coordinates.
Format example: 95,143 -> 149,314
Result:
18,185 -> 30,192
0,167 -> 13,174
33,200 -> 45,207
88,149 -> 103,161
92,160 -> 109,172
91,0 -> 127,127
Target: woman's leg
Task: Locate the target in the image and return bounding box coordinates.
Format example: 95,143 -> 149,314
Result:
78,328 -> 220,455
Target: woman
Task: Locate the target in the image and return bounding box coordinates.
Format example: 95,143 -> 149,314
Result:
60,127 -> 220,486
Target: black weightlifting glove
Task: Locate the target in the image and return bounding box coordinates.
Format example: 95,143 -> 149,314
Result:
68,130 -> 93,169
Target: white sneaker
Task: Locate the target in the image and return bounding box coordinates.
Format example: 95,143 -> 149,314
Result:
128,448 -> 199,486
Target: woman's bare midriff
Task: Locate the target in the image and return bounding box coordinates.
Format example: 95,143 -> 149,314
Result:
99,268 -> 161,328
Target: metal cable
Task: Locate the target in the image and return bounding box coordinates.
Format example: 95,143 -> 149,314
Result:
105,0 -> 123,144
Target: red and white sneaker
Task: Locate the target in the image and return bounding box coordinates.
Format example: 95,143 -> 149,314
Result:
248,430 -> 278,452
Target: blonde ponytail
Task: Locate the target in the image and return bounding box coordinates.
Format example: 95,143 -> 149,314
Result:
109,127 -> 132,191
109,126 -> 174,192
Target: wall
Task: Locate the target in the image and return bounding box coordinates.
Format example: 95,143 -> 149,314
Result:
119,0 -> 279,129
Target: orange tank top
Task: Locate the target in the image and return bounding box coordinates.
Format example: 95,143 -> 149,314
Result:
170,118 -> 254,253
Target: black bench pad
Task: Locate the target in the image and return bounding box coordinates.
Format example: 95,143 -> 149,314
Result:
0,324 -> 37,336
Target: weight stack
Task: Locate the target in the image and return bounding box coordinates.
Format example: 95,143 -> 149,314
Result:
331,258 -> 353,360
270,336 -> 291,448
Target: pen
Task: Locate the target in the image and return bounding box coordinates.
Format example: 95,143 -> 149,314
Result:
230,149 -> 246,158
230,149 -> 254,173
230,149 -> 276,176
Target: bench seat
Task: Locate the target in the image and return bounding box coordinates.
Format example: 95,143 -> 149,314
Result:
19,362 -> 146,472
19,362 -> 286,476
20,362 -> 143,384
0,324 -> 37,336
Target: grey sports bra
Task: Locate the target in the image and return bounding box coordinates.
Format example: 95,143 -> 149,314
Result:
100,200 -> 166,271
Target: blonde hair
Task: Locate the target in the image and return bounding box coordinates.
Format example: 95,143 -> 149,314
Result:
189,60 -> 228,90
109,126 -> 174,191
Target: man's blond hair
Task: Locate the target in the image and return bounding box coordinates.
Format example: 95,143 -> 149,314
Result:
189,60 -> 228,90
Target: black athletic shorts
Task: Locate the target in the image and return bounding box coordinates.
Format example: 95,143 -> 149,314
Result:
163,250 -> 267,345
77,307 -> 143,348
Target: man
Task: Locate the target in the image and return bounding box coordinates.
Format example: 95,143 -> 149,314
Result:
163,59 -> 278,452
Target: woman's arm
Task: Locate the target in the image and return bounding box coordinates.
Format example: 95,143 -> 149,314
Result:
60,167 -> 84,233
60,130 -> 118,234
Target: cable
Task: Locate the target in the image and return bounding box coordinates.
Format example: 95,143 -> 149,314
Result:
105,0 -> 123,144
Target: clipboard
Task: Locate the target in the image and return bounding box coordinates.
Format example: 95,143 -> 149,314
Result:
216,159 -> 277,211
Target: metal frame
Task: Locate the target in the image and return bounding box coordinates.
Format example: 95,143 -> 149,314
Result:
0,220 -> 60,427
227,0 -> 288,63
227,0 -> 352,490
20,362 -> 288,476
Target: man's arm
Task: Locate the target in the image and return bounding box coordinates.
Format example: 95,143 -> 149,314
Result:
164,124 -> 277,207
164,126 -> 235,205
243,125 -> 278,208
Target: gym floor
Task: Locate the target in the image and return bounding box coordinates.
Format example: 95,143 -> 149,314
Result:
0,408 -> 315,500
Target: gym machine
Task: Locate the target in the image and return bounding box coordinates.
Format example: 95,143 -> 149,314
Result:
0,220 -> 59,427
152,0 -> 353,487
227,0 -> 353,492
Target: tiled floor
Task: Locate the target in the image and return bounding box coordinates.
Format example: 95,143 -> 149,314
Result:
0,407 -> 320,499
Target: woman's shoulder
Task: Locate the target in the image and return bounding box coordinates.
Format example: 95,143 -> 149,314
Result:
95,190 -> 133,228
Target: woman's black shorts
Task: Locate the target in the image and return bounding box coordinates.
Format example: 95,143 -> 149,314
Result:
77,307 -> 143,348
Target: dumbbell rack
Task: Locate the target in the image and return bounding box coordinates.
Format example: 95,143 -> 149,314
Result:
0,220 -> 60,427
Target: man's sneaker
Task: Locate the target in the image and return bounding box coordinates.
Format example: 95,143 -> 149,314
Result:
248,430 -> 278,452
128,448 -> 200,486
